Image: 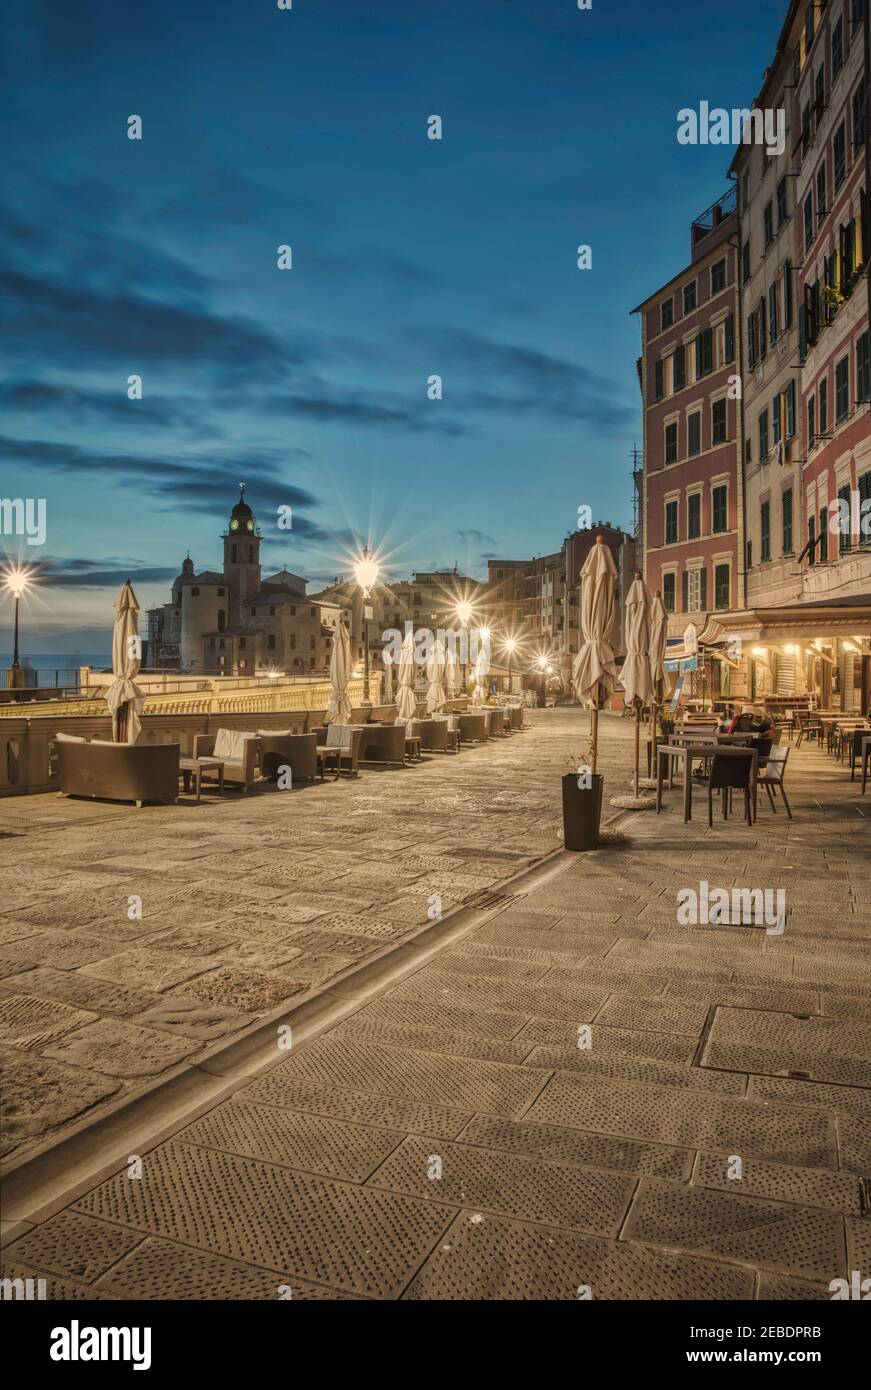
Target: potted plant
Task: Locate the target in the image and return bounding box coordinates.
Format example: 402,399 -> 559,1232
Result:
562,738 -> 603,851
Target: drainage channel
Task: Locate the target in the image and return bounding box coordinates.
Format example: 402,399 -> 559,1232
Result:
1,831 -> 606,1230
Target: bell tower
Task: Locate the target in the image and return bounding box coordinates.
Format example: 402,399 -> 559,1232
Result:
223,483 -> 262,625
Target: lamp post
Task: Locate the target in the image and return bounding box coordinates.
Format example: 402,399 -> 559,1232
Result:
4,569 -> 32,689
353,547 -> 380,706
504,636 -> 518,695
456,599 -> 473,698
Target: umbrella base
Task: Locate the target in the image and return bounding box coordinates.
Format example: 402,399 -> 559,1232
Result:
609,795 -> 655,810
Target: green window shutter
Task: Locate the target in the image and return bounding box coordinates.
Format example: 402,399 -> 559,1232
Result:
784,260 -> 792,326
724,315 -> 734,363
681,570 -> 688,612
699,568 -> 708,611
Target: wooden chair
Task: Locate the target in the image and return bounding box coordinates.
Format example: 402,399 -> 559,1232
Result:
795,713 -> 821,748
759,745 -> 792,819
701,752 -> 754,827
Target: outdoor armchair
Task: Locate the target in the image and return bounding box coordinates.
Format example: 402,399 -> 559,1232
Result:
258,731 -> 321,783
322,723 -> 362,776
194,729 -> 261,793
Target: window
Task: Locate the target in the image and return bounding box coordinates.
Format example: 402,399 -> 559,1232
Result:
267,634 -> 276,650
665,500 -> 678,544
673,343 -> 686,390
777,177 -> 788,227
745,437 -> 752,466
804,193 -> 815,252
239,637 -> 246,650
191,586 -> 199,596
759,408 -> 770,458
801,102 -> 812,156
816,162 -> 827,221
860,471 -> 871,547
769,282 -> 779,345
833,17 -> 843,78
761,500 -> 771,562
665,421 -> 678,464
786,378 -> 796,437
858,330 -> 870,402
835,354 -> 850,421
711,257 -> 726,293
724,314 -> 734,363
714,564 -> 730,611
310,635 -> 316,650
662,573 -> 676,613
217,587 -> 225,596
759,296 -> 767,359
819,377 -> 828,432
742,241 -> 751,282
310,607 -> 316,617
217,610 -> 225,631
807,515 -> 816,567
833,122 -> 846,189
250,606 -> 256,616
696,327 -> 713,377
712,398 -> 727,445
655,359 -> 664,400
683,281 -> 696,313
746,539 -> 753,569
685,569 -> 705,613
783,259 -> 793,327
661,297 -> 674,330
747,310 -> 758,369
782,488 -> 794,554
688,410 -> 701,456
773,390 -> 782,447
814,65 -> 825,122
290,634 -> 296,650
764,201 -> 774,247
688,492 -> 701,539
808,393 -> 816,443
854,77 -> 867,150
805,4 -> 814,48
712,484 -> 728,533
838,482 -> 852,552
819,507 -> 828,562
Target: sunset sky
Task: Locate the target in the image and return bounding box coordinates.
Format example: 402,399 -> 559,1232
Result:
1,0 -> 787,643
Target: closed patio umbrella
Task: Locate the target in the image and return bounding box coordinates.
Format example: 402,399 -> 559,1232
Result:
425,634 -> 447,714
326,621 -> 353,724
572,536 -> 619,774
617,572 -> 653,802
471,640 -> 489,706
396,628 -> 417,722
443,643 -> 457,700
648,590 -> 671,782
106,580 -> 145,745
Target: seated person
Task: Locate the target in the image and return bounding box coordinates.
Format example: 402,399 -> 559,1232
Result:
726,704 -> 756,734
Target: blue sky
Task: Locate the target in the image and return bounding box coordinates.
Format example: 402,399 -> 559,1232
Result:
1,0 -> 788,637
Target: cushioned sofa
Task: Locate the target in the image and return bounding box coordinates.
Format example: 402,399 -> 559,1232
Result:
193,729 -> 261,793
56,736 -> 179,807
258,731 -> 321,784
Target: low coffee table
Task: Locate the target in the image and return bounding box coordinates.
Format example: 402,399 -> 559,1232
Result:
180,756 -> 225,802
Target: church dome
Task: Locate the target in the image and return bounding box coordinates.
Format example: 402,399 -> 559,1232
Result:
229,484 -> 256,532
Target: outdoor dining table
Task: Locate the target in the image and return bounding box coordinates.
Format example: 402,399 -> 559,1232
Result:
656,742 -> 759,824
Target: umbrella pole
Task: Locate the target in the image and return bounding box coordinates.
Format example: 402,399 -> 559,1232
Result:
590,705 -> 598,777
634,701 -> 641,798
650,699 -> 658,782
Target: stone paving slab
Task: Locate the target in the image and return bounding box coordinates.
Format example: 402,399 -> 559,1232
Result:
3,711 -> 869,1299
622,1179 -> 846,1284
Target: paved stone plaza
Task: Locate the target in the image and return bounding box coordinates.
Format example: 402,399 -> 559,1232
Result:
1,710 -> 869,1299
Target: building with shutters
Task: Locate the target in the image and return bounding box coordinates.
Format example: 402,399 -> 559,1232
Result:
633,190 -> 743,702
634,0 -> 871,712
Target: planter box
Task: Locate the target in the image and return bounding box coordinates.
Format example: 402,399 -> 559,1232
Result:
562,772 -> 603,851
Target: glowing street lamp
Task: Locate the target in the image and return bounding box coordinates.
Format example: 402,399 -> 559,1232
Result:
353,546 -> 380,704
503,635 -> 518,693
3,568 -> 34,673
454,599 -> 475,696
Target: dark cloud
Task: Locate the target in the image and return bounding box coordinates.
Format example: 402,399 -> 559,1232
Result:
457,528 -> 499,546
0,382 -> 223,437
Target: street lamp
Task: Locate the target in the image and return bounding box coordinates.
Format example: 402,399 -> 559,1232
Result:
455,599 -> 474,696
353,546 -> 380,705
3,568 -> 33,675
503,636 -> 518,694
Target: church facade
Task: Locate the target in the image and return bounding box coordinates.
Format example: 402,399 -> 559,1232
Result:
145,489 -> 341,675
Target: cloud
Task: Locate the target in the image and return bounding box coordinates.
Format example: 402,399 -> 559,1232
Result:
457,528 -> 499,547
432,329 -> 636,429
